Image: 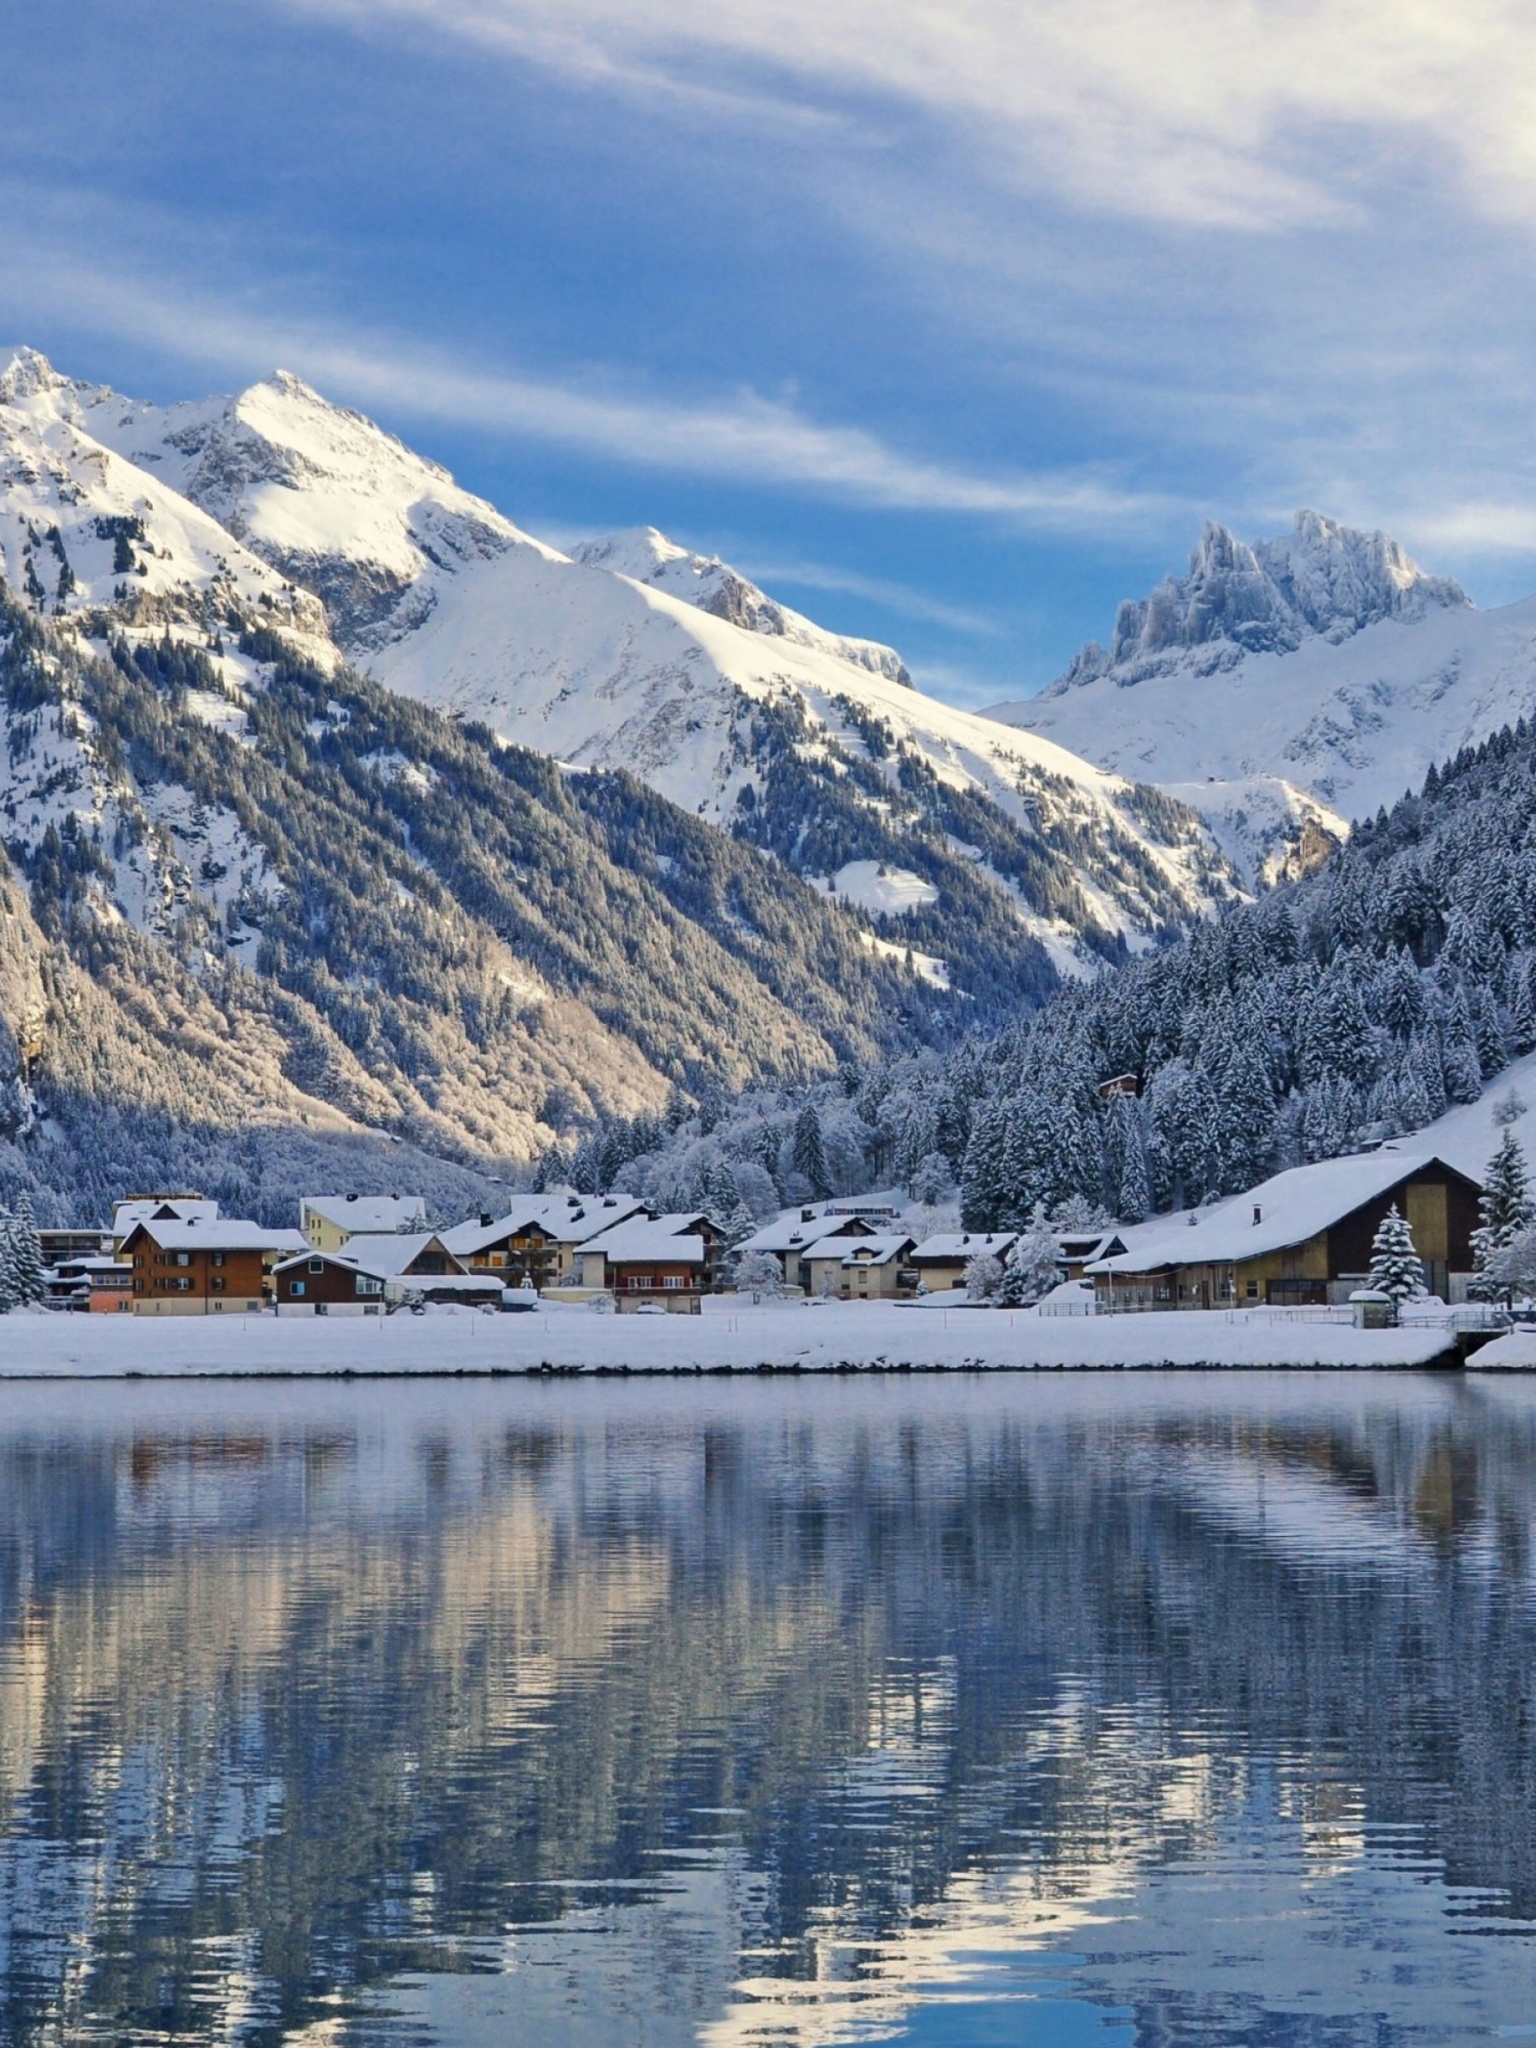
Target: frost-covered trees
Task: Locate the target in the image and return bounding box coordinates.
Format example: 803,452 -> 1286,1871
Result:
732,1249 -> 784,1302
1368,1206 -> 1427,1317
1469,1131 -> 1535,1303
995,1205 -> 1062,1308
790,1106 -> 832,1200
964,1252 -> 1004,1303
0,1200 -> 45,1312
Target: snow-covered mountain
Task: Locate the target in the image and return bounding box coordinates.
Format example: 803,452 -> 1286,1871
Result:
985,512 -> 1536,879
0,349 -> 1244,1002
571,525 -> 912,682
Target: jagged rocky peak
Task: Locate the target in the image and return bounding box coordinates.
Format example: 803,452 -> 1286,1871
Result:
1055,510 -> 1469,689
572,525 -> 912,685
0,345 -> 68,404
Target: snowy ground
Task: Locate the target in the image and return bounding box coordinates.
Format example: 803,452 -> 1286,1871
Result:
0,1300 -> 1461,1378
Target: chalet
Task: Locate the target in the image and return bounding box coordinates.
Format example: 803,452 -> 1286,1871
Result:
111,1195 -> 219,1252
301,1194 -> 427,1254
1058,1230 -> 1127,1279
574,1212 -> 727,1313
909,1231 -> 1019,1291
329,1232 -> 501,1305
442,1203 -> 565,1288
1088,1150 -> 1481,1311
272,1248 -> 400,1314
120,1218 -> 308,1315
802,1233 -> 917,1300
739,1207 -> 881,1291
544,1196 -> 651,1269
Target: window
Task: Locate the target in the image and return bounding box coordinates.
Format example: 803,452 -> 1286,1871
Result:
309,1258 -> 324,1274
174,1252 -> 191,1268
289,1281 -> 306,1298
663,1274 -> 684,1290
1245,1280 -> 1258,1300
355,1276 -> 383,1296
211,1252 -> 226,1268
210,1276 -> 224,1293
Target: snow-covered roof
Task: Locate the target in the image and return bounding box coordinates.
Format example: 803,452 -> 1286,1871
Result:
273,1248 -> 399,1282
334,1231 -> 464,1276
1091,1151 -> 1469,1274
579,1218 -> 709,1265
441,1204 -> 564,1256
911,1232 -> 1019,1261
815,1233 -> 915,1268
1058,1231 -> 1127,1261
303,1194 -> 426,1234
553,1195 -> 651,1241
113,1197 -> 219,1235
121,1219 -> 308,1253
742,1214 -> 876,1255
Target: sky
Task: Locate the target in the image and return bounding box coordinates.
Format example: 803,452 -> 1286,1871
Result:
5,0 -> 1536,704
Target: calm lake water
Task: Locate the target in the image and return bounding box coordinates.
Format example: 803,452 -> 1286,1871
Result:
1,1371 -> 1534,2048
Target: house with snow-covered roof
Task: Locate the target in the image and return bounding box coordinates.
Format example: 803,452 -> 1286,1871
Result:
802,1233 -> 918,1301
910,1231 -> 1020,1291
441,1203 -> 565,1288
119,1215 -> 308,1315
301,1193 -> 428,1253
111,1194 -> 219,1250
573,1210 -> 727,1312
740,1206 -> 881,1291
1087,1150 -> 1481,1310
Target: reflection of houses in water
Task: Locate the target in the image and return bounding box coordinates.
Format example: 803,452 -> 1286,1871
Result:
0,1382 -> 1534,2045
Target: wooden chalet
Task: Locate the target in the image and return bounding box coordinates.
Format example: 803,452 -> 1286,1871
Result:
574,1212 -> 727,1313
120,1217 -> 308,1315
1089,1150 -> 1481,1311
441,1204 -> 565,1288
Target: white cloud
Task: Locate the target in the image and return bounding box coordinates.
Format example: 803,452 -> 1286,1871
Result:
0,230 -> 1171,530
262,0 -> 1536,233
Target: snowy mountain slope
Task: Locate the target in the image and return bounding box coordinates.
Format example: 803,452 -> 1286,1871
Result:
0,350 -> 1246,1000
572,525 -> 911,682
986,512 -> 1536,868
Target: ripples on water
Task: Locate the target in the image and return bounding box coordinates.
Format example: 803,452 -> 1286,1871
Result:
0,1372 -> 1533,2047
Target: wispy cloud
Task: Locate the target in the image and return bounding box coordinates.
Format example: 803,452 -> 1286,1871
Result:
0,229 -> 1172,531
261,0 -> 1536,234
726,557 -> 1003,636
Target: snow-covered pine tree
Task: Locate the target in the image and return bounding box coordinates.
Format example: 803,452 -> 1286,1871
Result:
1469,1130 -> 1536,1302
791,1105 -> 832,1200
1368,1206 -> 1427,1318
10,1195 -> 46,1306
995,1203 -> 1063,1307
0,1216 -> 20,1315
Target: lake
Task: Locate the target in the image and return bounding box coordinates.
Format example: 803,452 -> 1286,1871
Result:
0,1371 -> 1533,2047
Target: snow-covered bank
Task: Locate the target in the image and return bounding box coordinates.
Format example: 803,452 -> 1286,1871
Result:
1463,1327 -> 1536,1370
0,1302 -> 1457,1378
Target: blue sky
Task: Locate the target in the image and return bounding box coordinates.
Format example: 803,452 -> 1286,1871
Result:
6,0 -> 1536,704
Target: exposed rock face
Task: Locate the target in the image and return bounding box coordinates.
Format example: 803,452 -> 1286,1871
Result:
1056,511 -> 1468,691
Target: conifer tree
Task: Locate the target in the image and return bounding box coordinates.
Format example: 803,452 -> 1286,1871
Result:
1368,1206 -> 1427,1317
0,1216 -> 20,1314
10,1195 -> 45,1305
995,1203 -> 1062,1307
1469,1130 -> 1536,1302
791,1105 -> 832,1199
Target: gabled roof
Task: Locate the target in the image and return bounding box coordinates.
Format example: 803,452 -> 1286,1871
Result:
113,1197 -> 219,1235
335,1231 -> 466,1276
551,1195 -> 651,1241
442,1204 -> 563,1256
911,1231 -> 1019,1261
821,1233 -> 915,1268
1090,1150 -> 1476,1274
273,1247 -> 400,1283
577,1209 -> 710,1249
1058,1231 -> 1127,1261
742,1213 -> 876,1255
120,1219 -> 308,1253
302,1194 -> 427,1234
578,1216 -> 710,1264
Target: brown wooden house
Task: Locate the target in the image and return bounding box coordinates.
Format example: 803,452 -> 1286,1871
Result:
121,1218 -> 308,1315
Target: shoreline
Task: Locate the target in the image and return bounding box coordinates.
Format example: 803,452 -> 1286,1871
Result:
0,1301 -> 1480,1378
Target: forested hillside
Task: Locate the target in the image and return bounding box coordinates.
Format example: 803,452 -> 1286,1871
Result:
0,596 -> 966,1222
557,722 -> 1536,1228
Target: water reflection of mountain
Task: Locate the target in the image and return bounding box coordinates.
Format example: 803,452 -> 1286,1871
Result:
0,1376 -> 1533,2047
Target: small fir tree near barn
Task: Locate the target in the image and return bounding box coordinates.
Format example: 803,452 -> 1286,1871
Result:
1368,1206 -> 1427,1319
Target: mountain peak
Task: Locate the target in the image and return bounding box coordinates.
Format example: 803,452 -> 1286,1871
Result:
0,346 -> 67,405
1050,509 -> 1468,692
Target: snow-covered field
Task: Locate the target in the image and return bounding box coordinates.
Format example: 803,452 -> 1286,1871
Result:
0,1300 -> 1459,1378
